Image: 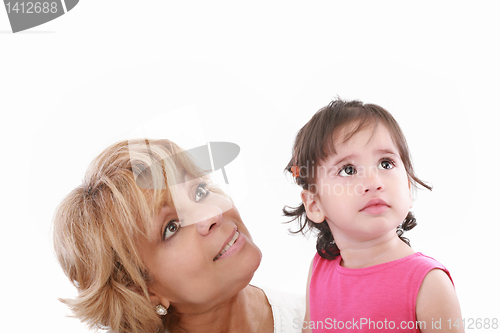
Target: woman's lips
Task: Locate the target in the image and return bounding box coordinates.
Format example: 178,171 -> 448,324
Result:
360,199 -> 389,214
213,229 -> 241,261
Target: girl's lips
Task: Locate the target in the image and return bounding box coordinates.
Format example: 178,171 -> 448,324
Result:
360,199 -> 389,214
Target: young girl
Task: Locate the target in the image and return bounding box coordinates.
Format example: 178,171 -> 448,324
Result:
284,99 -> 463,332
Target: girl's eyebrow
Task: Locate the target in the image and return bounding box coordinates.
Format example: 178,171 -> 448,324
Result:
375,148 -> 398,156
330,153 -> 357,169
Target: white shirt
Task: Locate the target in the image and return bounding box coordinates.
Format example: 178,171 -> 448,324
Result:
164,286 -> 305,333
258,286 -> 306,333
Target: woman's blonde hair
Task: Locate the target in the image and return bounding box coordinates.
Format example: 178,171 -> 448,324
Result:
53,139 -> 210,333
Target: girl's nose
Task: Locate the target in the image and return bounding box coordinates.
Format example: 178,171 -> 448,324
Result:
363,169 -> 384,193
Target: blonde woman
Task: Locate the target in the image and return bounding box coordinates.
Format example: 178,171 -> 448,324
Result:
53,139 -> 304,333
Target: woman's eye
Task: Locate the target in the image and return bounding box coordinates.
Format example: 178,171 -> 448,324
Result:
338,164 -> 357,177
194,183 -> 210,203
163,220 -> 181,240
378,159 -> 395,170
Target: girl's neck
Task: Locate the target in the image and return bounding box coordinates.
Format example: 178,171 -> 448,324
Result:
167,285 -> 273,333
338,233 -> 415,269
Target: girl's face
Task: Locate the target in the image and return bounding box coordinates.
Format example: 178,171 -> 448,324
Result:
137,176 -> 262,314
304,124 -> 413,246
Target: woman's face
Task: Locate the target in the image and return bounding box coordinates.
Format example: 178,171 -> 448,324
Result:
137,176 -> 262,314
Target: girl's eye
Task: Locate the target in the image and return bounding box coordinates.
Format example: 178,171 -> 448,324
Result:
194,182 -> 210,203
163,220 -> 181,240
378,159 -> 395,170
338,164 -> 357,177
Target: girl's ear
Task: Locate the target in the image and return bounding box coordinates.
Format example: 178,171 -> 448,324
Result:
408,177 -> 414,209
301,190 -> 326,223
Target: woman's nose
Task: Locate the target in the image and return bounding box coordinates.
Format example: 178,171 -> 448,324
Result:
193,205 -> 223,236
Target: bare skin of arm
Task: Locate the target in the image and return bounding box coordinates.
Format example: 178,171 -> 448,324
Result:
302,259 -> 313,333
416,269 -> 464,333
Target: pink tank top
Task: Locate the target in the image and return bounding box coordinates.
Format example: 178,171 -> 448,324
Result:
309,252 -> 452,332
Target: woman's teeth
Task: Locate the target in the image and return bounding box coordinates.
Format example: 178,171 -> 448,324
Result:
214,231 -> 239,261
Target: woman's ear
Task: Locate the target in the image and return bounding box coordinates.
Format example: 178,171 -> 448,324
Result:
301,190 -> 326,223
147,287 -> 171,313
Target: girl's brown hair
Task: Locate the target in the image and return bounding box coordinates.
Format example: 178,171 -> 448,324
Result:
53,139 -> 211,333
283,99 -> 432,260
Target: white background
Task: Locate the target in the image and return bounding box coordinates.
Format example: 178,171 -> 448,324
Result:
1,1 -> 499,332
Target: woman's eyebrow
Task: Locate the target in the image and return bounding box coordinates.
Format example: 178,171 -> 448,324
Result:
154,205 -> 176,236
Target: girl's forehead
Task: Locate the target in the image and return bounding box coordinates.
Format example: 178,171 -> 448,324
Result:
331,123 -> 399,155
332,121 -> 375,147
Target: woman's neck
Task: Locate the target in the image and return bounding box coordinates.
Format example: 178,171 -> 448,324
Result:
338,233 -> 415,269
167,285 -> 273,333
